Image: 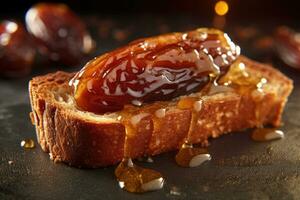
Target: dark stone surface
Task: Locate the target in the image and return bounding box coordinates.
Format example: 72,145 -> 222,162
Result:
0,16 -> 300,199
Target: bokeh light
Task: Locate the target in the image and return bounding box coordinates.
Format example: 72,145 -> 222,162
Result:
215,1 -> 229,16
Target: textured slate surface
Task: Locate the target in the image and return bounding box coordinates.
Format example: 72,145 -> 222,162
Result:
0,16 -> 300,199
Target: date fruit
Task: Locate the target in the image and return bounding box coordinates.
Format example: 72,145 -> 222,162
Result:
275,26 -> 300,69
0,20 -> 36,78
25,3 -> 93,66
70,28 -> 240,113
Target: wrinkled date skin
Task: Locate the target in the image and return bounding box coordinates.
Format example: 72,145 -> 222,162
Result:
70,28 -> 240,114
25,3 -> 93,66
0,20 -> 36,78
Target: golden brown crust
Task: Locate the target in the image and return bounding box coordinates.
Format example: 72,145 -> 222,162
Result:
29,56 -> 293,167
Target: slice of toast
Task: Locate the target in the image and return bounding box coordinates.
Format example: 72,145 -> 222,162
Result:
29,56 -> 293,168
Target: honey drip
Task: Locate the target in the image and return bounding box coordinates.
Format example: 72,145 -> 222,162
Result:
114,57 -> 273,191
119,103 -> 168,158
176,97 -> 212,167
115,158 -> 164,193
20,139 -> 35,149
119,106 -> 140,158
251,128 -> 284,142
116,104 -> 166,193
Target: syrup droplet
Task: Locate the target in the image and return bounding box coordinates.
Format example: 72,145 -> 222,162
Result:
251,128 -> 284,142
115,158 -> 164,193
175,143 -> 211,167
20,139 -> 35,149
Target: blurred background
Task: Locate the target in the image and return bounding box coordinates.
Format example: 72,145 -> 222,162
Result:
1,0 -> 299,21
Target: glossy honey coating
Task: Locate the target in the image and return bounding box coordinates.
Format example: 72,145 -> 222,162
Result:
70,28 -> 240,114
25,3 -> 93,66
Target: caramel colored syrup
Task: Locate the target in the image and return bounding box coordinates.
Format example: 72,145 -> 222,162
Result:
115,158 -> 164,193
220,60 -> 269,126
118,102 -> 168,158
20,139 -> 35,149
177,97 -> 202,142
220,61 -> 284,142
70,28 -> 240,183
175,143 -> 211,167
114,58 -> 274,192
174,64 -> 239,167
70,28 -> 240,114
118,105 -> 142,158
251,128 -> 284,142
115,104 -> 167,193
176,97 -> 212,167
174,59 -> 272,167
220,60 -> 267,93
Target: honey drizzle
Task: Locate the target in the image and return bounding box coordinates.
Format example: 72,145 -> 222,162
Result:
173,60 -> 240,167
115,104 -> 166,193
118,106 -> 141,158
174,59 -> 272,167
114,58 -> 274,191
177,97 -> 202,144
176,97 -> 211,167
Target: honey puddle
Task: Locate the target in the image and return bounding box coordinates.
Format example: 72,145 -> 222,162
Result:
20,139 -> 35,149
115,158 -> 164,193
251,128 -> 284,142
175,143 -> 211,167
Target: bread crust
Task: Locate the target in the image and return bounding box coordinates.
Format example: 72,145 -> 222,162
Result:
29,56 -> 293,167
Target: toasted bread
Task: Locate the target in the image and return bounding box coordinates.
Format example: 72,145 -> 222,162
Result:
29,56 -> 293,168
